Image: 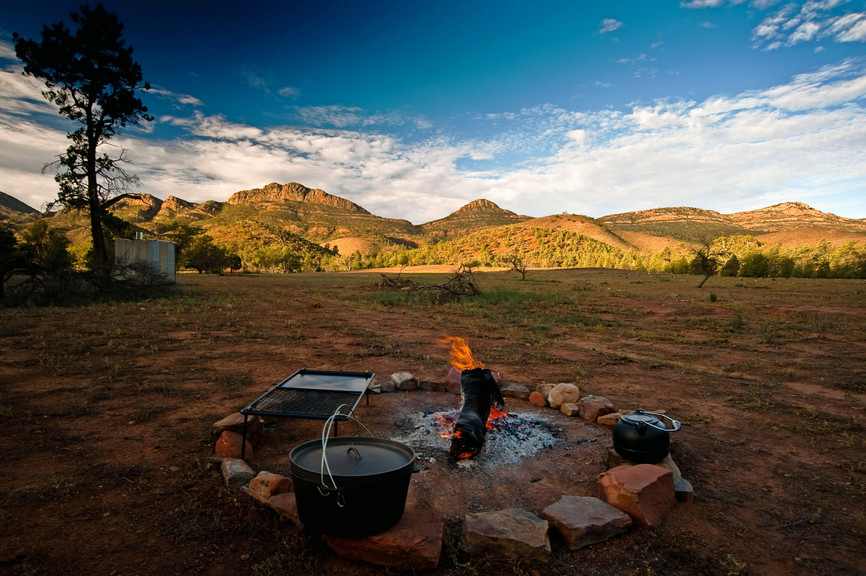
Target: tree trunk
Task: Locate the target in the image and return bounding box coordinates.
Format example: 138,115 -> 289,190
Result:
86,121 -> 109,274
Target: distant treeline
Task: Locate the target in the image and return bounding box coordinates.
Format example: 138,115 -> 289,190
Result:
127,227 -> 866,279
6,220 -> 866,280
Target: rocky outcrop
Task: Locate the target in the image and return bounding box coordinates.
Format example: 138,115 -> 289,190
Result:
159,195 -> 194,214
227,182 -> 370,213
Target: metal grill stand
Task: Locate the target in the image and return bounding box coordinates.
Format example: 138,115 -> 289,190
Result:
239,369 -> 373,459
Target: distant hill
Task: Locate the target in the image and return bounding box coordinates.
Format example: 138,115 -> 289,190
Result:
421,199 -> 531,239
4,184 -> 865,269
0,191 -> 40,223
599,202 -> 866,245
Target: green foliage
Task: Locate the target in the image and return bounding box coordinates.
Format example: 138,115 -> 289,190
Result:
182,234 -> 226,274
20,220 -> 73,273
14,5 -> 151,270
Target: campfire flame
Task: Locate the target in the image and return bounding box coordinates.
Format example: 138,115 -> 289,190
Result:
440,336 -> 484,371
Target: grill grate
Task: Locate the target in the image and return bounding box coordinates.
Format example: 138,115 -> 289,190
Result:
238,369 -> 374,460
247,388 -> 365,420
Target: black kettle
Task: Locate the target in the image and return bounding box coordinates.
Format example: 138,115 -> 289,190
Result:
613,409 -> 681,463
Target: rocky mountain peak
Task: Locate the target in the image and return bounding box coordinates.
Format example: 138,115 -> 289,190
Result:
227,182 -> 370,214
452,199 -> 513,217
161,196 -> 194,212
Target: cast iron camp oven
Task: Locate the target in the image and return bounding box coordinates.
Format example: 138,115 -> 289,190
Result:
613,409 -> 681,463
289,436 -> 420,537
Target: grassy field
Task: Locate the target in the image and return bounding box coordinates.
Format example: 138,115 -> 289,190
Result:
1,268 -> 864,575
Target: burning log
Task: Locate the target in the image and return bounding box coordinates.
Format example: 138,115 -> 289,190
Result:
451,368 -> 505,459
440,336 -> 506,459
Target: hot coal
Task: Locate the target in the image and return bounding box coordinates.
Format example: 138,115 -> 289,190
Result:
393,409 -> 563,466
450,368 -> 505,459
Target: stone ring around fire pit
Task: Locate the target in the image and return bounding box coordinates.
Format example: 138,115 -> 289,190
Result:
211,372 -> 693,569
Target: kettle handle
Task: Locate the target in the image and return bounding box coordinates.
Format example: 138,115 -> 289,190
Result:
637,409 -> 681,432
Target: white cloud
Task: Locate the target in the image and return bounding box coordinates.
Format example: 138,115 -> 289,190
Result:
831,13 -> 866,42
0,40 -> 16,60
752,2 -> 866,48
2,53 -> 866,222
599,19 -> 623,34
147,87 -> 203,108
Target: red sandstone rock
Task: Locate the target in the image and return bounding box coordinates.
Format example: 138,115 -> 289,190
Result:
597,464 -> 675,528
596,412 -> 622,427
322,507 -> 445,571
445,367 -> 462,395
212,412 -> 263,445
462,508 -> 551,562
266,492 -> 299,525
246,471 -> 291,503
392,372 -> 418,391
500,382 -> 531,400
214,430 -> 253,460
578,395 -> 615,422
528,390 -> 548,407
419,379 -> 446,392
540,495 -> 632,549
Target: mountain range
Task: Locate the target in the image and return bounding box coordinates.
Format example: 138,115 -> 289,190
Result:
2,184 -> 865,259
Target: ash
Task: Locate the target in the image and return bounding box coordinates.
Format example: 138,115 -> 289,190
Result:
392,409 -> 562,466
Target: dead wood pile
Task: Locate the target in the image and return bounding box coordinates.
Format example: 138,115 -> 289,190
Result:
376,265 -> 480,302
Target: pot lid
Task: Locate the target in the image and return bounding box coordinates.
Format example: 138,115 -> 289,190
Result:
290,436 -> 415,478
621,411 -> 661,426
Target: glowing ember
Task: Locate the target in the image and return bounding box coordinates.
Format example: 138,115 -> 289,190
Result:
393,409 -> 562,465
440,335 -> 484,371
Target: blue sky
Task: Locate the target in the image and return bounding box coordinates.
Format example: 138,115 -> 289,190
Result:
2,0 -> 865,223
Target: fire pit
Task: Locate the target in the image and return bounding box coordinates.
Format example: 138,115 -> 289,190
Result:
393,408 -> 563,465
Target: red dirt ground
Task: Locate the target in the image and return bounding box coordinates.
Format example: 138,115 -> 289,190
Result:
1,269 -> 864,576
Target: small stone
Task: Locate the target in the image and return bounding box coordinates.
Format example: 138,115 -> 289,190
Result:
380,379 -> 396,393
500,383 -> 531,400
392,372 -> 418,391
674,477 -> 694,502
246,471 -> 292,503
419,379 -> 446,392
535,383 -> 556,400
548,383 -> 581,409
578,395 -> 615,421
560,402 -> 580,417
528,390 -> 548,407
597,412 -> 622,427
221,458 -> 255,489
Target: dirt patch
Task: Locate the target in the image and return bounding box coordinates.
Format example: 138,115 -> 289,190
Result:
1,269 -> 864,576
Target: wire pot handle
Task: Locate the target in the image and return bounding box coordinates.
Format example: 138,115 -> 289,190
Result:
635,409 -> 682,432
318,404 -> 373,492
